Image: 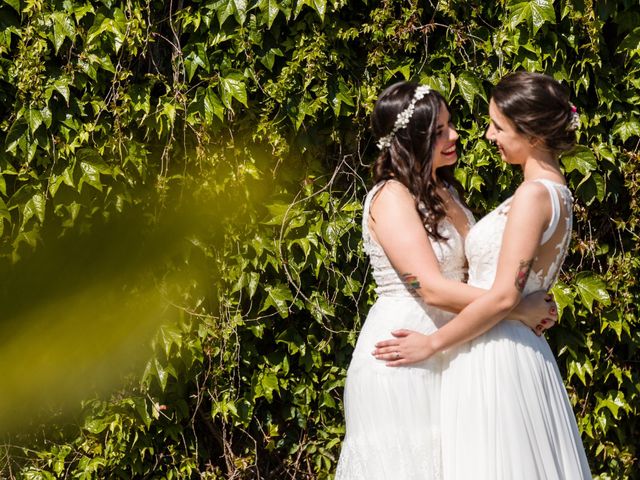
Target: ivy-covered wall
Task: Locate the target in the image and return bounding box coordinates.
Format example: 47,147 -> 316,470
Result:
0,0 -> 638,478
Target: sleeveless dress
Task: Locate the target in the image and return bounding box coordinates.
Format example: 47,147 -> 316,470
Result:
335,180 -> 474,480
441,179 -> 592,479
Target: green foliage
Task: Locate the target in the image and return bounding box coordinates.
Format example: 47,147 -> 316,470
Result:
0,0 -> 639,478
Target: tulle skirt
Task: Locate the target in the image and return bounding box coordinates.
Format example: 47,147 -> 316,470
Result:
335,296 -> 453,480
441,319 -> 592,480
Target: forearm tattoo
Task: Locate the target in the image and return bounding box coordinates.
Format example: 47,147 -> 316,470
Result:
515,259 -> 533,292
402,273 -> 421,290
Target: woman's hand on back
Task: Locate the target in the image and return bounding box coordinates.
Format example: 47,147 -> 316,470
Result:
372,329 -> 436,366
512,290 -> 557,336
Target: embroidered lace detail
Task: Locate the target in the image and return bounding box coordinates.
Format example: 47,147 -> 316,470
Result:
362,181 -> 472,297
335,432 -> 443,480
465,180 -> 572,293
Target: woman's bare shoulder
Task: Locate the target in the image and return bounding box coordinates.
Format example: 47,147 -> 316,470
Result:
371,179 -> 413,209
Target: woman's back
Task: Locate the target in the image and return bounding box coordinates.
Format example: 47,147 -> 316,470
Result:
466,179 -> 572,293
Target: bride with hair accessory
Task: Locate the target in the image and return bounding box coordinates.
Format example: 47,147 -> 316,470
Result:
373,72 -> 591,479
334,80 -> 557,479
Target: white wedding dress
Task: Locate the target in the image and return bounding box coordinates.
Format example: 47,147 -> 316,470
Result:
441,179 -> 592,479
335,180 -> 474,480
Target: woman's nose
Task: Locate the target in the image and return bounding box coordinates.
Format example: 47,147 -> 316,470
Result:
485,124 -> 495,141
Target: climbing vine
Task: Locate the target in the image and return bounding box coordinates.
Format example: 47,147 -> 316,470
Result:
0,0 -> 638,478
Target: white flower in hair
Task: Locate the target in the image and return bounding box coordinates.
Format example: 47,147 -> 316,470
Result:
377,85 -> 432,150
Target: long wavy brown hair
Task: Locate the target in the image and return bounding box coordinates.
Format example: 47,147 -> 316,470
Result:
371,81 -> 462,241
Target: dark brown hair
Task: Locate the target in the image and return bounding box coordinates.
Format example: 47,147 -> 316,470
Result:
371,81 -> 460,241
491,72 -> 576,154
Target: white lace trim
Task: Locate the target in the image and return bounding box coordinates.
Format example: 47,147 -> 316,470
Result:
335,432 -> 443,480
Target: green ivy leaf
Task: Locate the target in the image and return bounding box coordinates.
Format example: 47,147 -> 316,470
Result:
158,325 -> 183,358
130,397 -> 152,429
455,71 -> 486,107
51,12 -> 75,53
568,357 -> 593,386
551,281 -> 574,318
204,88 -> 225,122
22,192 -> 46,225
574,272 -> 610,312
79,152 -> 110,192
263,200 -> 296,225
143,357 -> 169,391
508,0 -> 556,34
0,196 -> 10,236
26,109 -> 43,134
219,74 -> 248,109
612,116 -> 640,142
184,44 -> 208,82
418,75 -> 450,96
83,417 -> 110,434
261,371 -> 279,402
617,27 -> 640,59
73,3 -> 94,22
561,146 -> 597,175
247,271 -> 260,298
214,0 -> 236,27
2,0 -> 19,12
5,118 -> 27,154
259,0 -> 280,28
330,79 -> 354,116
233,0 -> 248,24
575,171 -> 605,205
260,283 -> 293,318
595,391 -> 627,420
87,13 -> 118,50
311,0 -> 327,21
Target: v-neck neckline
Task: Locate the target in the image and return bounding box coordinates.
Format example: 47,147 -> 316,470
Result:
441,185 -> 473,242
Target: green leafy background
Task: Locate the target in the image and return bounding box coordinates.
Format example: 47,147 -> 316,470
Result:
0,0 -> 638,478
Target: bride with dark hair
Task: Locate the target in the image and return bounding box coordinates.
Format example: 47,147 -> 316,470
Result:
335,80 -> 555,479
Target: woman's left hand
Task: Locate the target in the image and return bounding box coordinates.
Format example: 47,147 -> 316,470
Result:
372,329 -> 436,366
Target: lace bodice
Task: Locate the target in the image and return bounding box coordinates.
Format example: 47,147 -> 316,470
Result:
465,179 -> 573,294
362,181 -> 474,297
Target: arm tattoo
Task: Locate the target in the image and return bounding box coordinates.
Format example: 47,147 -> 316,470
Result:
402,273 -> 421,290
515,259 -> 533,292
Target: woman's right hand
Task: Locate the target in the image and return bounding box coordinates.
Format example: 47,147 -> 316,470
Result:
512,290 -> 557,336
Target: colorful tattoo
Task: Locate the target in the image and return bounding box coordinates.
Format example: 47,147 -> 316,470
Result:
402,273 -> 421,289
515,260 -> 533,291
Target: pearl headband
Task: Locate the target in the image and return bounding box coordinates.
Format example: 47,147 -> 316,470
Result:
377,85 -> 432,150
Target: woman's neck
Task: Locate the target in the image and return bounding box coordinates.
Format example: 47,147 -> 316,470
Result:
521,151 -> 564,183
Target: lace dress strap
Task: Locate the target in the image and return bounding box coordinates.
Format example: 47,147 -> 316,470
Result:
361,181 -> 390,253
532,179 -> 573,289
535,179 -> 562,245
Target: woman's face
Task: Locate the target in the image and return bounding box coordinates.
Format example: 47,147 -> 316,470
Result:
431,102 -> 459,175
485,99 -> 533,165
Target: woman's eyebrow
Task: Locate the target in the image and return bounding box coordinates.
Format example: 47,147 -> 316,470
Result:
436,118 -> 449,130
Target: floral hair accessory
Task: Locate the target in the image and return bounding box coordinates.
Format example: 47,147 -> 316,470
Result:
377,84 -> 432,150
568,103 -> 579,131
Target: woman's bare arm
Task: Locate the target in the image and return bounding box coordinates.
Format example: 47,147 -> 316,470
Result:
370,181 -> 487,312
374,181 -> 554,365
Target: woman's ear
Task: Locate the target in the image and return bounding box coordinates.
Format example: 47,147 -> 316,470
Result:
528,136 -> 541,148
